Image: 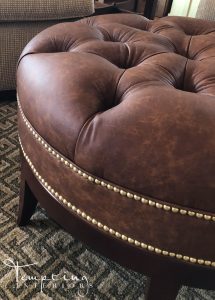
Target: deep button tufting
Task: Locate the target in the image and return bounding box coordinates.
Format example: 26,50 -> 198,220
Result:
17,14 -> 215,214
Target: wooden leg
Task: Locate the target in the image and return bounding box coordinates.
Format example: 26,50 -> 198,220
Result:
145,275 -> 181,300
17,157 -> 38,226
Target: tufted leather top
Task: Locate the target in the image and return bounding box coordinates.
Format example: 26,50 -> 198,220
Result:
17,14 -> 215,214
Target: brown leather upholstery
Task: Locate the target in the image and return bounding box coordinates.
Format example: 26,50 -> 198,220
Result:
17,13 -> 215,282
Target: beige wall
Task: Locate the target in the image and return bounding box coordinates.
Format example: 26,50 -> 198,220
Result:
169,0 -> 201,17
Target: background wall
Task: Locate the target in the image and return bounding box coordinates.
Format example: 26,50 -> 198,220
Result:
169,0 -> 201,17
169,0 -> 215,20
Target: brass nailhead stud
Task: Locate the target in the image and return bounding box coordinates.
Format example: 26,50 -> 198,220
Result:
141,198 -> 148,204
141,243 -> 147,249
190,258 -> 197,263
204,215 -> 211,221
128,238 -> 134,244
197,259 -> 204,264
163,205 -> 170,211
113,187 -> 119,193
134,195 -> 140,201
88,176 -> 94,182
134,240 -> 140,246
196,213 -> 203,219
180,209 -> 187,215
155,248 -> 161,254
162,251 -> 168,256
115,232 -> 121,238
156,203 -> 163,209
107,184 -> 113,190
122,235 -> 127,241
148,200 -> 155,206
120,190 -> 126,196
169,252 -> 175,257
127,193 -> 133,199
148,246 -> 154,251
183,256 -> 189,261
188,211 -> 195,216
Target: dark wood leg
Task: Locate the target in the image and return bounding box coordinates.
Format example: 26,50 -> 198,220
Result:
145,275 -> 181,300
17,156 -> 38,226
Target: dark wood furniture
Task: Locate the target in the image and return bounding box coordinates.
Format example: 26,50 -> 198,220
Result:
95,0 -> 173,19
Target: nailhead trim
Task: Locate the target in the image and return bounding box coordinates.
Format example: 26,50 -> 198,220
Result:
19,139 -> 215,269
17,97 -> 215,222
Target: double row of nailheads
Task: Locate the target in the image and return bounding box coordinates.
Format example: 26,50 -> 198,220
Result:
17,98 -> 215,222
19,140 -> 215,268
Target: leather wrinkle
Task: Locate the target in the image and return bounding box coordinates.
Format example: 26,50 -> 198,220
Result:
182,35 -> 192,91
113,69 -> 127,106
74,111 -> 101,161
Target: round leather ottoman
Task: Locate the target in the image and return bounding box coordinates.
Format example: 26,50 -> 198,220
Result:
17,14 -> 215,299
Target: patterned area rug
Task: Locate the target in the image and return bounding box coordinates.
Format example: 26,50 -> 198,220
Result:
1,99 -> 215,300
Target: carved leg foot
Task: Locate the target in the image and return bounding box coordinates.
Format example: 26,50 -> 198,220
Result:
17,156 -> 38,226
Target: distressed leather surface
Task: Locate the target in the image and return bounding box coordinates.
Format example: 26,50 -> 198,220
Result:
17,14 -> 215,213
18,113 -> 215,262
